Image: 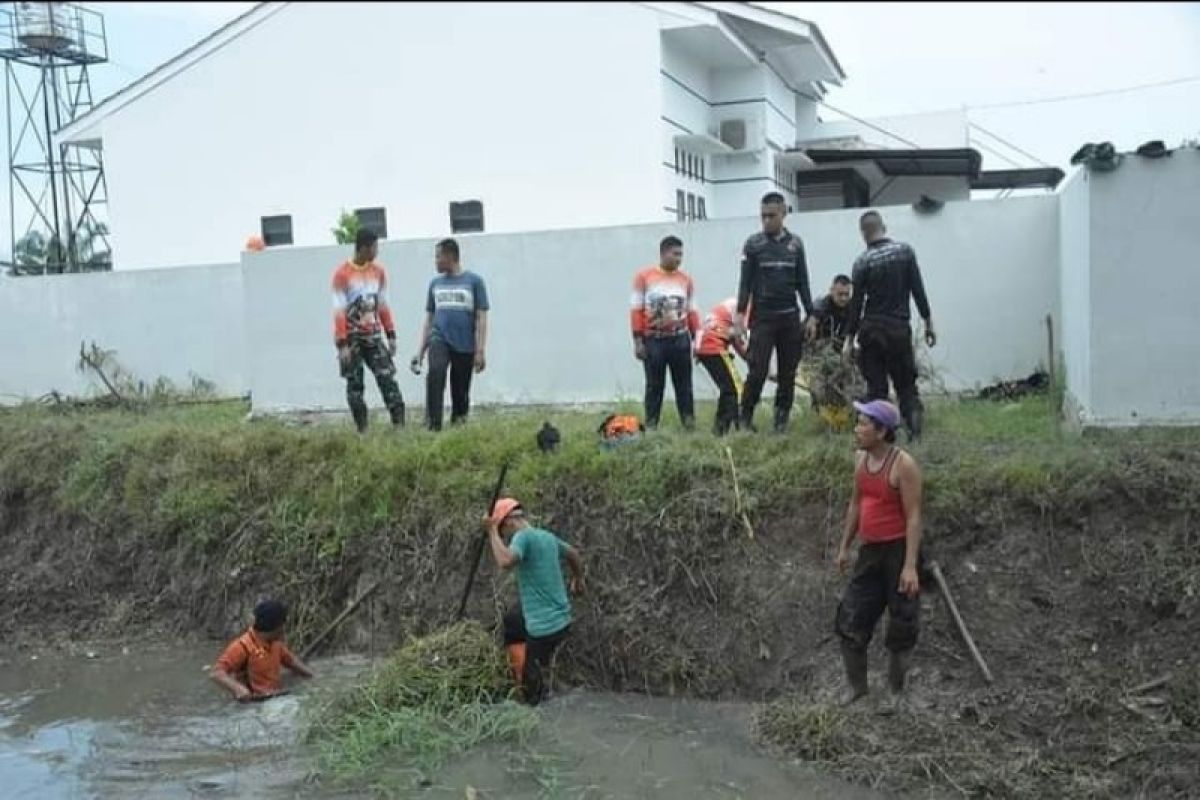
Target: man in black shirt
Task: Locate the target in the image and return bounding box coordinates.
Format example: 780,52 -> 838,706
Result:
843,211 -> 936,441
734,192 -> 814,434
807,274 -> 853,346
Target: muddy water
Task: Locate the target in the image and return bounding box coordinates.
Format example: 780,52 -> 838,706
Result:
0,644 -> 882,799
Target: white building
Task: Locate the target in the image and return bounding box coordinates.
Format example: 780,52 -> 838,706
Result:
58,1 -> 1041,271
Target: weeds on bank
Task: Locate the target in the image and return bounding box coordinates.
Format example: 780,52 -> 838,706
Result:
306,622 -> 536,785
2,394 -> 1199,647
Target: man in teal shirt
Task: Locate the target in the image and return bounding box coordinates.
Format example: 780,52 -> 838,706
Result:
485,497 -> 585,705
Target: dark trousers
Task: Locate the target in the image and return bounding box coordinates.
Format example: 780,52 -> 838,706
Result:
341,335 -> 404,432
834,539 -> 921,655
502,605 -> 569,707
741,314 -> 804,422
643,333 -> 694,428
857,317 -> 922,433
425,339 -> 475,431
698,353 -> 741,435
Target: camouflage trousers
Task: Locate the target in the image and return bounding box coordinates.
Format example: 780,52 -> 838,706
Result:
341,336 -> 405,431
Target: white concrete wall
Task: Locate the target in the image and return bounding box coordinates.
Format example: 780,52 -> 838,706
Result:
763,69 -> 799,150
0,264 -> 245,402
244,197 -> 1060,413
90,2 -> 662,270
660,41 -> 715,219
9,157 -> 1199,427
1057,167 -> 1092,422
1083,152 -> 1200,425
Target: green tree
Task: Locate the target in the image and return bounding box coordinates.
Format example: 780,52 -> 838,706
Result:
73,221 -> 112,272
8,222 -> 111,276
10,230 -> 63,276
332,209 -> 361,245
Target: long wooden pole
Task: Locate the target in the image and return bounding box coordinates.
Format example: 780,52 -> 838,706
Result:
455,461 -> 510,621
930,561 -> 995,684
300,580 -> 380,661
724,446 -> 755,540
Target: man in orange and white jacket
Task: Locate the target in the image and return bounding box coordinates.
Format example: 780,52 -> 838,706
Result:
331,228 -> 405,432
629,236 -> 700,430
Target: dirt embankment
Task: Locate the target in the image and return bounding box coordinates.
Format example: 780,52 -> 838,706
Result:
1,403 -> 1198,797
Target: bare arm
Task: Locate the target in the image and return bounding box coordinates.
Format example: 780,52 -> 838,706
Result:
470,309 -> 484,352
896,452 -> 924,597
564,546 -> 585,595
836,454 -> 863,571
486,520 -> 519,571
284,651 -> 315,679
414,312 -> 433,361
209,666 -> 251,701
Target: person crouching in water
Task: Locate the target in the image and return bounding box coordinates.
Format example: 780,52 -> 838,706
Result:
485,498 -> 585,706
210,599 -> 314,702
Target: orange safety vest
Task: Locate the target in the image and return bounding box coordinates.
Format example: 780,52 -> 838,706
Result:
599,414 -> 644,439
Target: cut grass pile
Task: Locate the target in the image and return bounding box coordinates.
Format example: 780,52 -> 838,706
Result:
305,621 -> 535,785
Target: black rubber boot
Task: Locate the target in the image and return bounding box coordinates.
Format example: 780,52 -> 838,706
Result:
351,405 -> 369,434
389,403 -> 406,428
773,407 -> 790,435
682,416 -> 696,432
739,410 -> 758,434
879,650 -> 911,716
840,642 -> 869,705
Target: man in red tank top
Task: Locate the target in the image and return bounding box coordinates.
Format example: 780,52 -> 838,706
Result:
833,399 -> 924,711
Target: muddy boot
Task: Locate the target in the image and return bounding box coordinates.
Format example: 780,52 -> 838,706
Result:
878,650 -> 911,716
773,407 -> 790,435
839,643 -> 869,705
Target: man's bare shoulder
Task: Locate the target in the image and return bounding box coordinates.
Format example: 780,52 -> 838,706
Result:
893,448 -> 922,477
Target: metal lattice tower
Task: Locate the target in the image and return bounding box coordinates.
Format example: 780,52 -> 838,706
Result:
1,2 -> 108,274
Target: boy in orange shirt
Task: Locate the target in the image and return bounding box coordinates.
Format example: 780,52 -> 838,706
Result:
630,236 -> 700,430
210,599 -> 314,702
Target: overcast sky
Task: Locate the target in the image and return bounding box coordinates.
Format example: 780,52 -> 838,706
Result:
4,1 -> 1199,256
762,2 -> 1200,168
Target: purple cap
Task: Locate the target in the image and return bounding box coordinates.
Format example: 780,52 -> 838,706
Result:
853,399 -> 901,431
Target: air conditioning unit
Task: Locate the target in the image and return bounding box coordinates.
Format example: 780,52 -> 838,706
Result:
719,118 -> 748,151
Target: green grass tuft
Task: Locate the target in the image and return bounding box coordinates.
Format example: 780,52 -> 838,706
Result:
306,621 -> 536,784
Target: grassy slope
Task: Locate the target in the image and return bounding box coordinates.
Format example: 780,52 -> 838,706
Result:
1,396 -> 1198,797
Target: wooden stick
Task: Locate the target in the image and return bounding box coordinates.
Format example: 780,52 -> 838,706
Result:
456,461 -> 510,621
724,446 -> 755,540
300,580 -> 380,661
930,561 -> 994,684
1127,674 -> 1171,695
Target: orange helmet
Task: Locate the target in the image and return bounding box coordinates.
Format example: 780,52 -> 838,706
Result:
245,234 -> 265,252
490,497 -> 523,526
